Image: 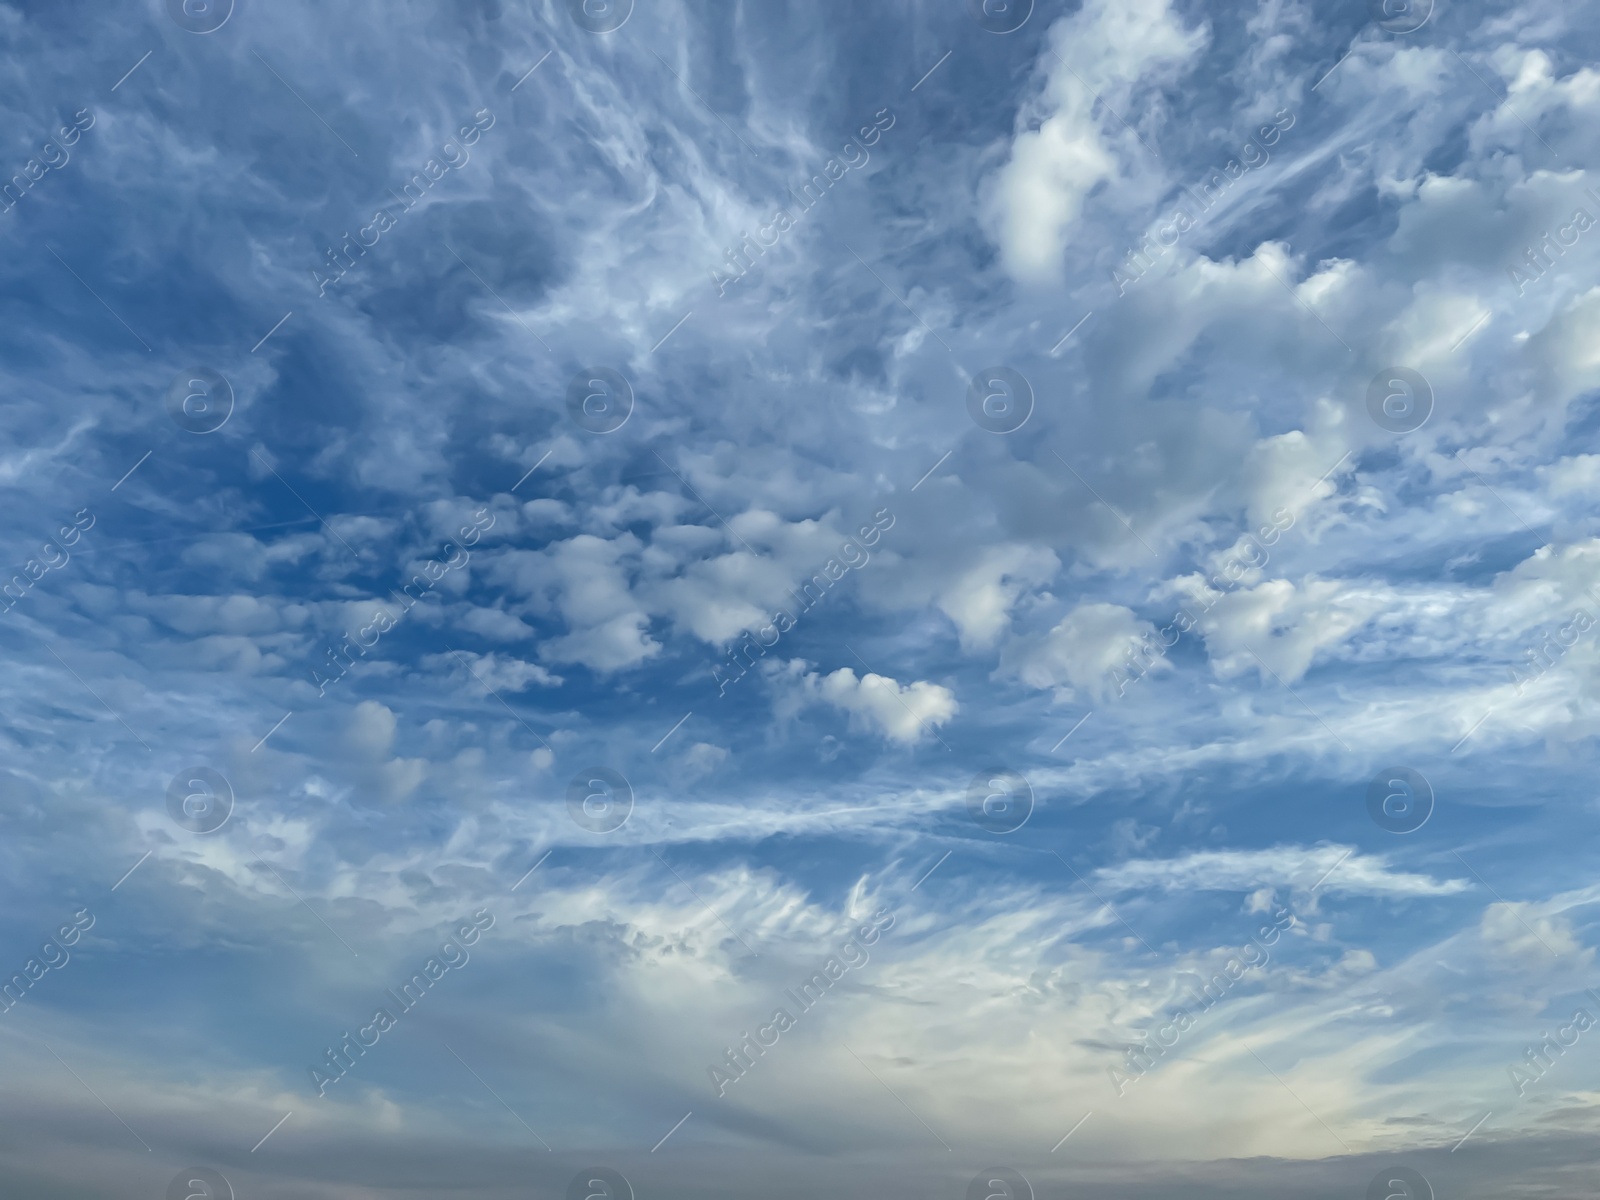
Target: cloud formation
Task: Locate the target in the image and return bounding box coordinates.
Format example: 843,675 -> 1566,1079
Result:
2,0 -> 1599,1195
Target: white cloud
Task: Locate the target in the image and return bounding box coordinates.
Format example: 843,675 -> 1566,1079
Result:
1530,286 -> 1600,408
934,543 -> 1059,650
15,2 -> 1600,1191
1171,575 -> 1382,684
1095,845 -> 1470,898
984,0 -> 1208,285
777,662 -> 957,745
1480,900 -> 1592,964
677,741 -> 729,783
427,649 -> 561,692
343,701 -> 427,802
1001,601 -> 1157,699
1539,454 -> 1600,498
346,699 -> 399,759
495,534 -> 661,673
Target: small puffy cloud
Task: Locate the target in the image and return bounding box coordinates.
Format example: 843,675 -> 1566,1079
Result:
778,662 -> 957,745
1481,901 -> 1592,965
345,701 -> 426,803
1001,602 -> 1158,699
934,544 -> 1059,650
1246,888 -> 1277,914
496,535 -> 660,673
542,613 -> 658,673
1481,540 -> 1600,639
427,650 -> 561,692
654,548 -> 794,645
1538,454 -> 1600,498
1170,575 -> 1381,684
677,742 -> 730,784
346,699 -> 399,759
1236,425 -> 1350,531
455,605 -> 536,642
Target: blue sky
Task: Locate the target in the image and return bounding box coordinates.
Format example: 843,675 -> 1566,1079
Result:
2,0 -> 1600,1196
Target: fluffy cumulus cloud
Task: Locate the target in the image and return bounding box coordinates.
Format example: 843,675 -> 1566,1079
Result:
1175,575 -> 1383,683
984,0 -> 1209,285
933,542 -> 1060,649
772,660 -> 958,745
3,0 -> 1600,1196
1001,600 -> 1158,698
